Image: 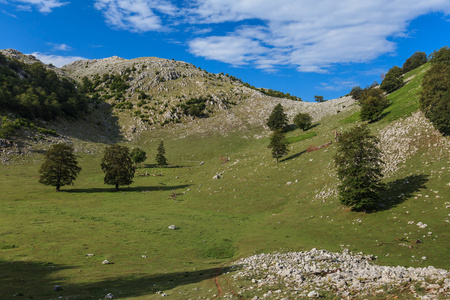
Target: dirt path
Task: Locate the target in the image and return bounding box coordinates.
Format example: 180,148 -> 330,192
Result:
211,263 -> 242,299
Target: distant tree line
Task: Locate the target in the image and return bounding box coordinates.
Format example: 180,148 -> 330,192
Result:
0,52 -> 88,120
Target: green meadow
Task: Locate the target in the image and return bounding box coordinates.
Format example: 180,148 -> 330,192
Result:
0,64 -> 449,299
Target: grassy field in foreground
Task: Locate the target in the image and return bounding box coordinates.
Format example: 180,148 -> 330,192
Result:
0,65 -> 449,299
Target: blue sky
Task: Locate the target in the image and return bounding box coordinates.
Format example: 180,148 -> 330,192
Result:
1,0 -> 449,102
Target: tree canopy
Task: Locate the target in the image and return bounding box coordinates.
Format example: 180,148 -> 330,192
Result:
38,143 -> 81,192
0,54 -> 88,120
267,104 -> 288,132
420,46 -> 450,135
293,112 -> 312,131
101,145 -> 135,191
130,147 -> 147,165
268,129 -> 289,163
402,51 -> 427,73
156,141 -> 168,166
380,66 -> 403,93
334,125 -> 384,212
314,95 -> 326,103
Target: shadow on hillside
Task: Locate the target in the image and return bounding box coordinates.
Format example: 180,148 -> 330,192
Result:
377,174 -> 429,211
0,259 -> 236,299
143,164 -> 184,169
63,184 -> 192,193
280,150 -> 306,162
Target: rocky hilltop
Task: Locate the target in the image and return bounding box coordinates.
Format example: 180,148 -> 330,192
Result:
1,49 -> 355,141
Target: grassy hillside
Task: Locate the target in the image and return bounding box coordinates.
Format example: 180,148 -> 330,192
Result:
0,63 -> 448,299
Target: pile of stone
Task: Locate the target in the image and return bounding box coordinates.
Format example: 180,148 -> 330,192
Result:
232,248 -> 449,299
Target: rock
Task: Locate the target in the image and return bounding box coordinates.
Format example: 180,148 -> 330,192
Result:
307,290 -> 319,298
86,253 -> 95,258
105,293 -> 115,299
213,174 -> 221,179
168,225 -> 176,230
102,260 -> 111,264
53,285 -> 63,291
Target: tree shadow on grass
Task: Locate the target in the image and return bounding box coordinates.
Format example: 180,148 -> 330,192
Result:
0,259 -> 237,300
143,164 -> 184,169
63,184 -> 192,193
280,150 -> 306,162
377,174 -> 429,211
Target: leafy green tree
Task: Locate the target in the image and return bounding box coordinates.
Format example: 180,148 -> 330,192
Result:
38,143 -> 81,192
293,112 -> 312,131
420,57 -> 450,135
359,89 -> 388,123
334,125 -> 384,212
101,145 -> 135,191
267,103 -> 288,131
156,141 -> 167,166
429,46 -> 450,64
349,86 -> 363,100
0,117 -> 17,139
130,147 -> 147,165
314,95 -> 325,102
268,129 -> 289,163
402,51 -> 427,73
380,66 -> 403,93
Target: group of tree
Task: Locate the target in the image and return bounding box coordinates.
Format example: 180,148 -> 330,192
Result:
0,53 -> 88,120
420,46 -> 450,135
380,51 -> 428,94
350,82 -> 388,123
39,141 -> 168,192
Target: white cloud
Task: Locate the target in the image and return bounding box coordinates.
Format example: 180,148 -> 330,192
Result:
2,9 -> 18,17
94,0 -> 177,32
30,52 -> 87,67
13,0 -> 68,13
94,0 -> 450,72
47,43 -> 72,51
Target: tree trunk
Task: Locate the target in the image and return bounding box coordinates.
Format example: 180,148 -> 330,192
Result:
115,184 -> 119,192
56,185 -> 60,192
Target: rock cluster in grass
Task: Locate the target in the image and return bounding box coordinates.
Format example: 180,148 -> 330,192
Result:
231,248 -> 449,299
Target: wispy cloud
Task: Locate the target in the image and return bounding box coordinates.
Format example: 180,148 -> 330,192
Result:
30,52 -> 87,67
94,0 -> 450,73
94,0 -> 177,32
2,9 -> 17,17
47,42 -> 72,51
319,79 -> 360,91
13,0 -> 69,13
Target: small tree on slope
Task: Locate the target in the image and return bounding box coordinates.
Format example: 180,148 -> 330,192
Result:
39,143 -> 81,192
334,124 -> 384,212
268,129 -> 289,163
267,103 -> 288,132
156,141 -> 167,166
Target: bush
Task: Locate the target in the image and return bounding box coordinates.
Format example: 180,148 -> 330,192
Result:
293,112 -> 312,131
402,51 -> 427,73
380,66 -> 403,93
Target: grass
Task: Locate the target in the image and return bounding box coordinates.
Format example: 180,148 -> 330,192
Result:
286,131 -> 317,144
0,64 -> 448,299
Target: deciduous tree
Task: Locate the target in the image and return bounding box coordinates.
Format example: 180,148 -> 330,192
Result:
130,147 -> 147,165
101,145 -> 135,191
334,125 -> 384,212
39,143 -> 81,192
293,112 -> 312,131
